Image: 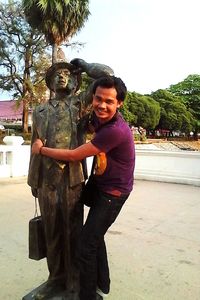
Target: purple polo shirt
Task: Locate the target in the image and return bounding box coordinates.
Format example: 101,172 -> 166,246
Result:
91,113 -> 135,194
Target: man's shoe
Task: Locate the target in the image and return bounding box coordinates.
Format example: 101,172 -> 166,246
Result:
96,287 -> 109,298
96,293 -> 103,300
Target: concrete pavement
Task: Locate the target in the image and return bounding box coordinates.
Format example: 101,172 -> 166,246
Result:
0,177 -> 200,300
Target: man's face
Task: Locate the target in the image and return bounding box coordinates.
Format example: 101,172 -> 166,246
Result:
92,86 -> 123,124
53,68 -> 77,93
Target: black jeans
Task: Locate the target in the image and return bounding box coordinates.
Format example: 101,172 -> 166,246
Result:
78,189 -> 129,300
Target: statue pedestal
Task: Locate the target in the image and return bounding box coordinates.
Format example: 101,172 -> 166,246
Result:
22,282 -> 79,300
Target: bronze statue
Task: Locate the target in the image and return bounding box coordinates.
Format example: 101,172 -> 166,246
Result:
25,57 -> 114,300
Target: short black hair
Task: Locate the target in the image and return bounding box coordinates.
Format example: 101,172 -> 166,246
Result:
92,76 -> 127,101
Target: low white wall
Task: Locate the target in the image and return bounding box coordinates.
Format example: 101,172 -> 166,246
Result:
0,145 -> 30,178
135,150 -> 200,186
0,145 -> 200,186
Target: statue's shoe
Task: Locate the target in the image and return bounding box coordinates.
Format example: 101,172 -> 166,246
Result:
34,281 -> 66,300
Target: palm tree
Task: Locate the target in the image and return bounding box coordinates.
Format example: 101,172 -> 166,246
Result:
23,0 -> 90,63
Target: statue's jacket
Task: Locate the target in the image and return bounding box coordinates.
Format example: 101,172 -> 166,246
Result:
28,94 -> 90,189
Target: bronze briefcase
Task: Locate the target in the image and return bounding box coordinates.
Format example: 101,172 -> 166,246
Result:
29,215 -> 46,260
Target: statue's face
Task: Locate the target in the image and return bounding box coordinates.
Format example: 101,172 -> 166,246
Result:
53,68 -> 77,93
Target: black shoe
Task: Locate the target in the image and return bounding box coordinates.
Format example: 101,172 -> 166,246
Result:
96,287 -> 109,299
96,293 -> 103,300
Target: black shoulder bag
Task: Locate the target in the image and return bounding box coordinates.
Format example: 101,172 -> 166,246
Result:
80,157 -> 97,207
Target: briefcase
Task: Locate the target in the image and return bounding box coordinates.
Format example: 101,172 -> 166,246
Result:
29,198 -> 46,260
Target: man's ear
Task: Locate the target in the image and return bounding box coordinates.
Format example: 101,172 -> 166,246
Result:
117,101 -> 123,108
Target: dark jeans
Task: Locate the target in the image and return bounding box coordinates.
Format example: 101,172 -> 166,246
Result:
79,189 -> 129,300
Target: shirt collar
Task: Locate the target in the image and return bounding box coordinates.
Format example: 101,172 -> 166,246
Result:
49,99 -> 70,108
94,111 -> 120,132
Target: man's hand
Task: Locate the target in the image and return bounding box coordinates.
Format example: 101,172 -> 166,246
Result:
32,139 -> 43,154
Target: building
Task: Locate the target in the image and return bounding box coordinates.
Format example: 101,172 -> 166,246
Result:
0,100 -> 32,126
0,100 -> 23,122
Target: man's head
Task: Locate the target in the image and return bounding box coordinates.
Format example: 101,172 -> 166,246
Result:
92,76 -> 127,124
92,76 -> 127,102
45,62 -> 80,94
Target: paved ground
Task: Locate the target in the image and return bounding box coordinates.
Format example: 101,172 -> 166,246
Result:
0,177 -> 200,300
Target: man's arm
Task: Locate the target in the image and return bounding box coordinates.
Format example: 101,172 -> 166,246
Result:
71,58 -> 114,79
32,139 -> 101,161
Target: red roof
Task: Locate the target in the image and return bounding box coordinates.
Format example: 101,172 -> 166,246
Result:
0,100 -> 23,120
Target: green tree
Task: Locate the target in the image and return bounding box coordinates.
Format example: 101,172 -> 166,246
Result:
151,89 -> 194,135
0,0 -> 50,133
121,92 -> 160,130
168,74 -> 200,136
120,97 -> 136,125
23,0 -> 90,63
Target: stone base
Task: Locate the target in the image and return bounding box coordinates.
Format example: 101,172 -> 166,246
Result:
22,282 -> 79,300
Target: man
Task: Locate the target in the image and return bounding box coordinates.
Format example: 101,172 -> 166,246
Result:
32,76 -> 135,300
28,58 -> 113,299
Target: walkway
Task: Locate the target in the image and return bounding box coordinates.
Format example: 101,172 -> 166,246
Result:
0,178 -> 200,300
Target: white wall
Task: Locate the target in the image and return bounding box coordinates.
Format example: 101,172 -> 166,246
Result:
0,145 -> 200,186
0,145 -> 30,178
135,150 -> 200,186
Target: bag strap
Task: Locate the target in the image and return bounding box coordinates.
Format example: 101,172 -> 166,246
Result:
34,197 -> 39,218
90,156 -> 96,175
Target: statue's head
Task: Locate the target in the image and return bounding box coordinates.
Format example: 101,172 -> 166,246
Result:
45,62 -> 81,94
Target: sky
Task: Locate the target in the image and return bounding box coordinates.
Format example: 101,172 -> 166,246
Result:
1,0 -> 200,99
66,0 -> 200,94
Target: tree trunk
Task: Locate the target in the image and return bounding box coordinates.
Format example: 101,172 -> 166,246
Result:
22,46 -> 32,133
193,129 -> 199,140
52,43 -> 58,64
49,43 -> 58,99
22,99 -> 29,133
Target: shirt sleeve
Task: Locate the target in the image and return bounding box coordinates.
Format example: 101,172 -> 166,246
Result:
91,124 -> 123,153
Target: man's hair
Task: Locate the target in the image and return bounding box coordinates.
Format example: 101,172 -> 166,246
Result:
92,76 -> 127,101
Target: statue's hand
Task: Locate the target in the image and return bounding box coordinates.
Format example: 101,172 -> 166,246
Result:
31,188 -> 38,198
71,58 -> 114,79
70,58 -> 86,72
